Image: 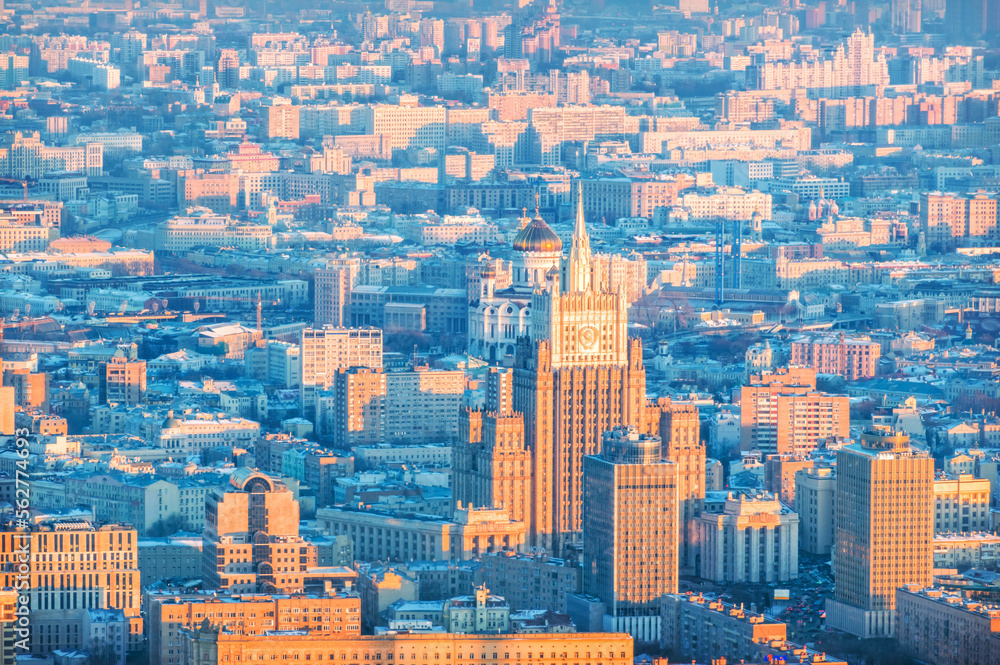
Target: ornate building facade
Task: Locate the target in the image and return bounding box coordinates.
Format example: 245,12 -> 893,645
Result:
457,184 -> 652,554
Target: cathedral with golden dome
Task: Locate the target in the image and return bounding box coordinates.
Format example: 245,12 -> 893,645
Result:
468,206 -> 564,362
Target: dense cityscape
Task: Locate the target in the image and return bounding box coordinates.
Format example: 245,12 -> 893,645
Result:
0,0 -> 997,664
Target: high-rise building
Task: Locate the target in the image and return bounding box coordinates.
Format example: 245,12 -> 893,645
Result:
99,356 -> 147,405
0,385 -> 13,435
891,0 -> 922,33
385,368 -> 465,443
316,367 -> 386,448
826,427 -> 933,638
300,326 -> 383,417
920,192 -> 999,252
795,466 -> 836,555
658,400 -> 704,575
263,99 -> 300,140
314,262 -> 361,327
582,426 -> 677,642
455,408 -> 532,525
513,185 -> 647,553
202,469 -> 315,594
945,0 -> 999,38
740,368 -> 849,455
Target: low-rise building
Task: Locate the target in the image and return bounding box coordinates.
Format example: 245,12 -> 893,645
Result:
697,491 -> 799,584
896,585 -> 1000,665
316,506 -> 526,562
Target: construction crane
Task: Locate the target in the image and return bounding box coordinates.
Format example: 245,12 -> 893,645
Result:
0,177 -> 29,200
195,290 -> 279,332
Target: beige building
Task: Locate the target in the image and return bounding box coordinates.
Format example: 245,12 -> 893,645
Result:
740,368 -> 849,455
100,356 -> 147,405
0,520 -> 142,653
443,587 -> 511,634
179,626 -> 634,665
896,585 -> 1000,665
455,408 -> 532,528
150,593 -> 360,665
795,466 -> 836,555
155,209 -> 272,252
316,505 -> 526,562
385,368 -> 465,443
764,454 -> 814,505
583,426 -> 677,642
202,469 -> 314,594
316,367 -> 386,447
264,99 -> 300,139
921,191 -> 999,251
934,473 -> 991,533
933,532 -> 1000,569
300,326 -> 383,417
314,263 -> 360,328
789,333 -> 881,381
697,491 -> 799,584
364,103 -> 447,152
827,427 -> 933,639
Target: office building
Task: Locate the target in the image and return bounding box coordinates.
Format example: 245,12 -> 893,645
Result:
582,426 -> 678,642
826,427 -> 933,638
0,519 -> 142,653
202,469 -> 315,594
659,400 -> 704,575
150,594 -> 361,665
697,491 -> 799,584
178,627 -> 633,665
316,505 -> 526,562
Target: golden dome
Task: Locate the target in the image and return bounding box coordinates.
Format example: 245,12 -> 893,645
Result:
512,215 -> 562,253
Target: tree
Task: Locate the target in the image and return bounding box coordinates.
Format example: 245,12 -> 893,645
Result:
146,513 -> 190,537
850,399 -> 877,422
88,636 -> 120,665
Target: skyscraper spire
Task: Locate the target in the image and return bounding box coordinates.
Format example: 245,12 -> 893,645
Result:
568,181 -> 592,292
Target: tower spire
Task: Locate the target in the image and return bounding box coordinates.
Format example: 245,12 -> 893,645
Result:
568,180 -> 592,292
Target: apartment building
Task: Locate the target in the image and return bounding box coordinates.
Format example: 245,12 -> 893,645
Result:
789,333 -> 882,380
300,326 -> 383,416
896,585 -> 1000,665
934,473 -> 991,533
740,369 -> 849,455
385,368 -> 465,443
